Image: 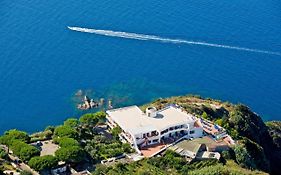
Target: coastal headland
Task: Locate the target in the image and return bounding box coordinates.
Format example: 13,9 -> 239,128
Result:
0,95 -> 280,175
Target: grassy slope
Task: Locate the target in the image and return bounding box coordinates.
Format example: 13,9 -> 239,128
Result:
141,95 -> 234,116
189,160 -> 267,175
93,159 -> 267,175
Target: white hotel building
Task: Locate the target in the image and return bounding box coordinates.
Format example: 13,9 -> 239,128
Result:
106,105 -> 203,153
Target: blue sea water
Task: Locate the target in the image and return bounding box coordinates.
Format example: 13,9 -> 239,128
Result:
0,0 -> 281,134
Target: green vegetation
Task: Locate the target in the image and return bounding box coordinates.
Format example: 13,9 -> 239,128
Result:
53,125 -> 79,139
50,111 -> 108,164
111,126 -> 122,138
28,155 -> 58,172
266,121 -> 281,148
79,113 -> 99,127
0,148 -> 7,160
141,95 -> 280,174
0,161 -> 14,173
93,150 -> 266,175
55,137 -> 79,147
188,163 -> 266,175
0,112 -> 106,171
45,126 -> 55,133
9,140 -> 40,162
234,138 -> 269,171
0,129 -> 30,146
0,96 -> 279,174
30,130 -> 53,142
84,132 -> 134,161
0,130 -> 39,162
64,118 -> 79,128
201,112 -> 209,120
55,146 -> 85,163
20,170 -> 33,175
17,144 -> 40,162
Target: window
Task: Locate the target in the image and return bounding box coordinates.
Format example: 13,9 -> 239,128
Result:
153,139 -> 158,143
161,129 -> 168,135
151,131 -> 158,136
190,130 -> 195,134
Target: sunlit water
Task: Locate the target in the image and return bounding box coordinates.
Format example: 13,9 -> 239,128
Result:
0,0 -> 280,133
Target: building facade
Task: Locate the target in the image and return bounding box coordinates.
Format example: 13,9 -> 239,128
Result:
106,105 -> 203,152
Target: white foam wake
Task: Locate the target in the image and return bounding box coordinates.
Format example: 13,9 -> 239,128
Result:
68,26 -> 281,56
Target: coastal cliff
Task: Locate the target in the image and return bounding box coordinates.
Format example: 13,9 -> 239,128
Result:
141,95 -> 281,174
1,95 -> 280,175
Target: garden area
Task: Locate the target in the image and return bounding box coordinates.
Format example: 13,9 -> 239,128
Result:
93,149 -> 267,175
0,111 -> 134,174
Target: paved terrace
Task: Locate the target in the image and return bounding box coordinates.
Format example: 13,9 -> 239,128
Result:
139,136 -> 186,157
140,143 -> 166,157
31,140 -> 59,156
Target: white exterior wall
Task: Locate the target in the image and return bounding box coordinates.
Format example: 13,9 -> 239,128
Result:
106,116 -> 117,129
106,106 -> 204,151
134,132 -> 160,146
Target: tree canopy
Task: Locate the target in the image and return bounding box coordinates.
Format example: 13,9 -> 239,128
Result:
0,129 -> 30,146
28,155 -> 58,172
64,118 -> 79,128
53,125 -> 78,139
79,113 -> 99,127
19,145 -> 40,162
55,146 -> 85,163
94,111 -> 106,121
56,137 -> 79,148
9,140 -> 40,162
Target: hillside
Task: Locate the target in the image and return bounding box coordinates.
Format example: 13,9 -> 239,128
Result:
141,95 -> 281,175
94,151 -> 267,175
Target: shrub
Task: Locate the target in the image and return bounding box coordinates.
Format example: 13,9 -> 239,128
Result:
20,170 -> 33,175
221,149 -> 235,160
0,148 -> 7,159
202,112 -> 208,119
111,126 -> 122,138
45,126 -> 55,132
122,143 -> 133,153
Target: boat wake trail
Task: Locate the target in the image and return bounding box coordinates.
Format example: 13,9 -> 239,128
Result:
68,26 -> 281,56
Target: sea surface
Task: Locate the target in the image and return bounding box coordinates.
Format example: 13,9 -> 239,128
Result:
0,0 -> 281,134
